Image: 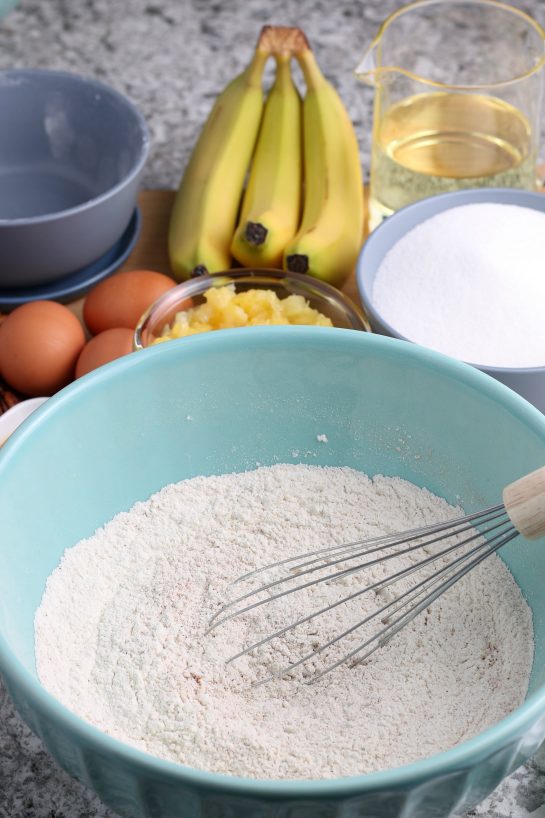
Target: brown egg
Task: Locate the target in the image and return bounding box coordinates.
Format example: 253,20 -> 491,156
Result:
75,327 -> 135,378
83,269 -> 176,335
0,301 -> 86,396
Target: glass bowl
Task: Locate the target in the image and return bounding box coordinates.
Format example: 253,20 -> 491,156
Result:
133,269 -> 370,350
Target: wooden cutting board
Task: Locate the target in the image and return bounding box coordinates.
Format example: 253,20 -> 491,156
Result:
65,189 -> 365,323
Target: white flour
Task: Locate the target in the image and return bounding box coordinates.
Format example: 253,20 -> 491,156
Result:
35,464 -> 533,779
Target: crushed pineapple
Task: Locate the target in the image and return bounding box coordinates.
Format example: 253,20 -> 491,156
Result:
154,285 -> 333,343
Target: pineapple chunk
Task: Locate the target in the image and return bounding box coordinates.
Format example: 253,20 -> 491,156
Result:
155,285 -> 333,343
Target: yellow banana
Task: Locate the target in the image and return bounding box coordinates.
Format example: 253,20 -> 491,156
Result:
168,45 -> 268,280
283,47 -> 364,288
230,53 -> 302,268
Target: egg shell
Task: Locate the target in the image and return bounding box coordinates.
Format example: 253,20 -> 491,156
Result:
0,301 -> 85,396
83,269 -> 176,334
75,327 -> 135,378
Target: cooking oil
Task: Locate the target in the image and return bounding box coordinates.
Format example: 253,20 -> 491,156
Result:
369,92 -> 536,229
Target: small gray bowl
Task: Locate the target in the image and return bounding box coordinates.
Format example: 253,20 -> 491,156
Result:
357,188 -> 545,414
0,69 -> 149,288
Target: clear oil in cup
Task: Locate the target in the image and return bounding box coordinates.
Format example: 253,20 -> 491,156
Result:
369,91 -> 535,229
356,0 -> 545,231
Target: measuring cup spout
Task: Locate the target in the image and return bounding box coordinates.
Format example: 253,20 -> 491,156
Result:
354,43 -> 400,86
354,44 -> 378,86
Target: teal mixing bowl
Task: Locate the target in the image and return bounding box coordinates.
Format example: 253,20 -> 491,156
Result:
0,327 -> 544,818
0,0 -> 17,18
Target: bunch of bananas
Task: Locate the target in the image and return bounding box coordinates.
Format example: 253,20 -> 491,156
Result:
168,26 -> 363,288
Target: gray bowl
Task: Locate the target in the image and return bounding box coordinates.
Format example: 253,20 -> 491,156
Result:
357,188 -> 545,414
0,69 -> 149,288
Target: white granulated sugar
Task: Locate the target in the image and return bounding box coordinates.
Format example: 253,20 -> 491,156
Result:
35,464 -> 533,779
372,203 -> 545,368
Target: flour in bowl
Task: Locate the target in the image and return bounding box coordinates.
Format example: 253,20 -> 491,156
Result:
35,464 -> 533,779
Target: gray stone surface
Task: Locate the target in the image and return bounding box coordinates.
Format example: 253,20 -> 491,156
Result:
0,1 -> 544,816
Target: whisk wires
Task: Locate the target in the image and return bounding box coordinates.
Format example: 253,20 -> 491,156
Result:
208,504 -> 518,685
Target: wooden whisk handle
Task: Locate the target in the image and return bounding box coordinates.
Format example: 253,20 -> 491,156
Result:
503,466 -> 545,540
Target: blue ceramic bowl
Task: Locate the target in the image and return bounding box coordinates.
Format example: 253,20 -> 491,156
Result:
0,327 -> 544,818
356,189 -> 545,414
0,69 -> 149,287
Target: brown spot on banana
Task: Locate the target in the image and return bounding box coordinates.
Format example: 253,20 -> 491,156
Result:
286,254 -> 309,274
243,222 -> 269,246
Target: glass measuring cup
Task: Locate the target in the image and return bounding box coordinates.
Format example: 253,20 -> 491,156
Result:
355,0 -> 545,230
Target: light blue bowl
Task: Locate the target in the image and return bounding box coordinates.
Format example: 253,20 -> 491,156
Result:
0,0 -> 17,18
0,327 -> 545,818
356,188 -> 545,414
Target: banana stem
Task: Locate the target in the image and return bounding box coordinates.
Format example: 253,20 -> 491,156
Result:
258,25 -> 309,56
274,51 -> 293,87
295,47 -> 326,92
244,45 -> 269,86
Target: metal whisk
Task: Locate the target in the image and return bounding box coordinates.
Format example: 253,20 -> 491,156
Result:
208,466 -> 545,685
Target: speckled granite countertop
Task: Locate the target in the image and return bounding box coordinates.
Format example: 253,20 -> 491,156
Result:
0,1 -> 544,816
